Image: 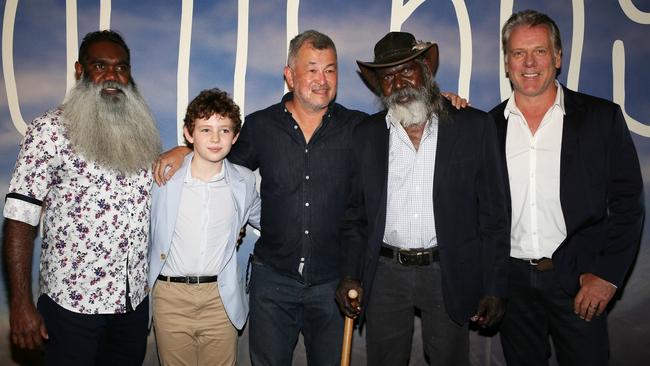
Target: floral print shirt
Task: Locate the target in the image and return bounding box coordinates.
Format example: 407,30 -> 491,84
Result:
3,109 -> 152,314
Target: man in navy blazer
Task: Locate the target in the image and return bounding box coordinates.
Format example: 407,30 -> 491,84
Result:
491,10 -> 644,366
335,32 -> 510,365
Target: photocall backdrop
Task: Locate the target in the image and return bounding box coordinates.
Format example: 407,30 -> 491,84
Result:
0,1 -> 648,365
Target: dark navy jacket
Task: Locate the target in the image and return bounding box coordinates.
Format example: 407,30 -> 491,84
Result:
490,85 -> 644,295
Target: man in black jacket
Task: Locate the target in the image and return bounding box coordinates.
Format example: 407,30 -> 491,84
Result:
335,31 -> 510,366
490,10 -> 643,366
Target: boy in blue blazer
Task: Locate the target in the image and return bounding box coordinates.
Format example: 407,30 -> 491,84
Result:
148,89 -> 260,365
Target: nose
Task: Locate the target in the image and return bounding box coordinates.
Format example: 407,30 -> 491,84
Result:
523,52 -> 536,67
393,75 -> 406,91
211,132 -> 220,142
103,66 -> 118,82
316,70 -> 328,85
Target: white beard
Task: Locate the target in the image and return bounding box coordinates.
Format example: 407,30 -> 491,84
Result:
62,78 -> 161,175
388,98 -> 431,128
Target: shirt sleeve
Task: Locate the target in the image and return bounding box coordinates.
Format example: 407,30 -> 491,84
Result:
3,112 -> 62,226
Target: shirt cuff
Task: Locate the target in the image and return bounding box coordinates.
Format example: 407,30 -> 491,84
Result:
4,196 -> 42,226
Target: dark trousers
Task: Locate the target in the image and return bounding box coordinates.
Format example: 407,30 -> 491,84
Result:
37,294 -> 149,366
500,258 -> 609,366
365,256 -> 469,366
248,260 -> 343,366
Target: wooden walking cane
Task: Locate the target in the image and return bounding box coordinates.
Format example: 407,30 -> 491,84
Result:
340,289 -> 358,366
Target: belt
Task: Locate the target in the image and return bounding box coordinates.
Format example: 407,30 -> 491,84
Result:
157,274 -> 218,284
380,244 -> 439,266
517,257 -> 554,271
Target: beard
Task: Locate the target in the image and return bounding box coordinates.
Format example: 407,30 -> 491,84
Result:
380,68 -> 447,129
62,78 -> 162,175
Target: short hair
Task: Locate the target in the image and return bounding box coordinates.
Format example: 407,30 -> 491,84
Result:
501,9 -> 562,58
183,88 -> 242,146
78,30 -> 130,66
287,30 -> 337,67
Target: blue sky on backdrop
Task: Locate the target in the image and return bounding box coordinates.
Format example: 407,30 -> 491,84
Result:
0,0 -> 649,302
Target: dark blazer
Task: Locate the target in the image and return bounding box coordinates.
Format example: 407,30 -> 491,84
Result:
489,85 -> 644,295
339,100 -> 510,324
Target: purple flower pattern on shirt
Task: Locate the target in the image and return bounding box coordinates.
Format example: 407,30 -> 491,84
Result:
5,109 -> 152,314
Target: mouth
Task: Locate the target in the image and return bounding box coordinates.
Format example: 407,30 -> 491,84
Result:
101,87 -> 124,96
521,72 -> 541,78
208,147 -> 222,153
311,87 -> 330,95
396,94 -> 412,104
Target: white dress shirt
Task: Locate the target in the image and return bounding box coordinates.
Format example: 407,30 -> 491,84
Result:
505,81 -> 567,259
161,164 -> 234,276
383,111 -> 438,249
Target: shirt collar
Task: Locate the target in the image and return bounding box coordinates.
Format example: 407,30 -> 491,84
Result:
183,156 -> 229,185
504,80 -> 565,119
385,109 -> 438,134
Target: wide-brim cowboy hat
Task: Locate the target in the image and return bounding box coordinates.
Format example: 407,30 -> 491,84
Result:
357,31 -> 439,94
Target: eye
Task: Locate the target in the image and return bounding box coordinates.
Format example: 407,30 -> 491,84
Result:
115,64 -> 130,73
402,67 -> 413,76
92,63 -> 105,71
535,49 -> 547,56
220,128 -> 231,134
200,128 -> 210,133
511,50 -> 523,58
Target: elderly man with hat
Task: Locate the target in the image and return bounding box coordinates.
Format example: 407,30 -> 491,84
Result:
335,32 -> 510,365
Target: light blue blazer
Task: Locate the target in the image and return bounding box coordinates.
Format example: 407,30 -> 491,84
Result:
148,153 -> 261,329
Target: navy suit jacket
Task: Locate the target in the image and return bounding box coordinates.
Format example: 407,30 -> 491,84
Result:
339,100 -> 510,324
489,85 -> 644,295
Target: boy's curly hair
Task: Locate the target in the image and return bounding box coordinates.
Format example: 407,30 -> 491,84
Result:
184,89 -> 242,146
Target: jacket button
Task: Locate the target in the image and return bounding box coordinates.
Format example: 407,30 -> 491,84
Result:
160,253 -> 166,260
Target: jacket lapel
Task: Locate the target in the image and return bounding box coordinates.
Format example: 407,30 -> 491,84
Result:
559,87 -> 582,182
433,115 -> 460,200
164,154 -> 191,244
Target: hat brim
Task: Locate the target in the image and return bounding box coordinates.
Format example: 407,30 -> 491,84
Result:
357,43 -> 439,95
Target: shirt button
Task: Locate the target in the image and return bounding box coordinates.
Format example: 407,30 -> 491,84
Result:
305,175 -> 310,180
304,230 -> 309,235
305,149 -> 309,153
305,202 -> 310,207
294,125 -> 298,130
530,146 -> 535,150
160,253 -> 166,260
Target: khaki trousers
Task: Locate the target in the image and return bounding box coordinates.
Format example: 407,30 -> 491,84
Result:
152,281 -> 237,366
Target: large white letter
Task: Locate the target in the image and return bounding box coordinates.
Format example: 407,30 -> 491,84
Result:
390,0 -> 425,31
619,0 -> 650,24
451,0 -> 472,98
99,0 -> 111,30
234,0 -> 249,118
285,0 -> 299,94
498,0 -> 513,101
176,0 -> 193,145
2,0 -> 26,135
66,0 -> 78,94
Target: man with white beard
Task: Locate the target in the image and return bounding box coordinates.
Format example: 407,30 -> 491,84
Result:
335,32 -> 510,365
3,30 -> 160,365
